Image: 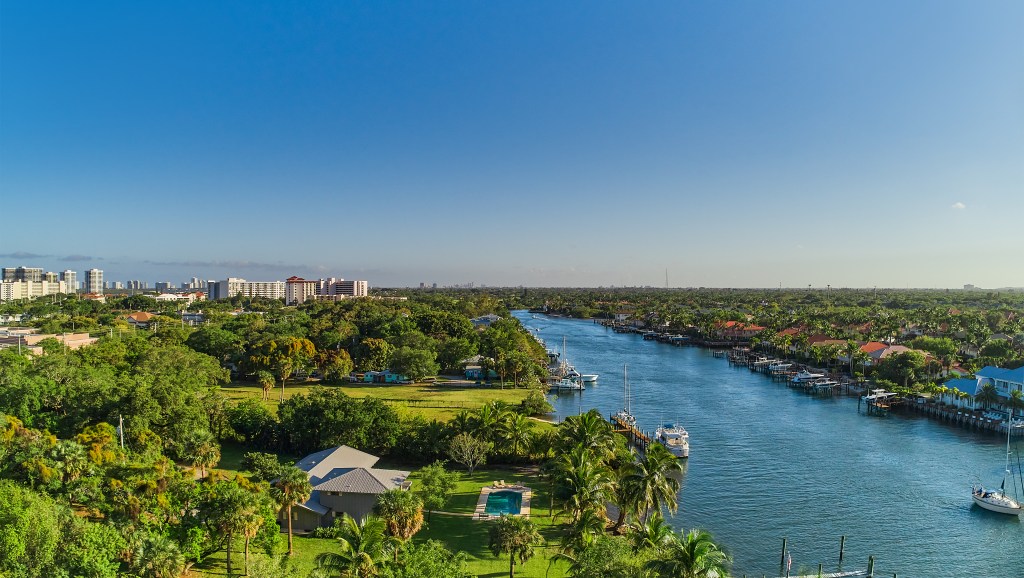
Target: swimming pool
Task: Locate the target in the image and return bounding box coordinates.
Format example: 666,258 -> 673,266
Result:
484,490 -> 523,515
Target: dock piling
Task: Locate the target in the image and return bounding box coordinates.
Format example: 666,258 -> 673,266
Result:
867,555 -> 874,578
839,535 -> 845,563
780,537 -> 788,571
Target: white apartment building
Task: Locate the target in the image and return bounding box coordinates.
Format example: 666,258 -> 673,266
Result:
286,276 -> 320,305
285,276 -> 370,304
85,269 -> 104,294
60,270 -> 78,291
0,280 -> 72,301
208,278 -> 286,301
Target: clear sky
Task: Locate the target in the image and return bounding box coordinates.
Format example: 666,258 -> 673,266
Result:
2,1 -> 1022,288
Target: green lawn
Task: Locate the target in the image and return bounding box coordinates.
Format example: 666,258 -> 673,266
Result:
194,534 -> 337,577
409,466 -> 567,578
221,380 -> 537,422
195,465 -> 568,578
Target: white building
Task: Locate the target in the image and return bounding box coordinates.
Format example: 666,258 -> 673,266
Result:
60,270 -> 78,291
285,276 -> 370,305
85,269 -> 104,294
0,280 -> 72,301
286,276 -> 320,305
208,278 -> 286,301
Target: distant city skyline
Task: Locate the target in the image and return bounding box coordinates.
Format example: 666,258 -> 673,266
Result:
2,2 -> 1021,288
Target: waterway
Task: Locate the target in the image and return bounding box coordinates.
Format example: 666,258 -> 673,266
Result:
515,312 -> 1024,577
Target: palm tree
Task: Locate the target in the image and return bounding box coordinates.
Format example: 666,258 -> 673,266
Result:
629,512 -> 675,552
499,412 -> 534,459
646,528 -> 730,578
1006,389 -> 1024,420
489,514 -> 544,578
557,409 -> 616,460
314,515 -> 396,578
611,465 -> 640,531
180,429 -> 220,478
559,507 -> 606,556
474,402 -> 502,442
256,370 -> 275,401
132,534 -> 187,578
622,444 -> 682,522
373,488 -> 424,541
51,439 -> 91,504
554,445 -> 613,523
270,465 -> 313,556
975,383 -> 1000,412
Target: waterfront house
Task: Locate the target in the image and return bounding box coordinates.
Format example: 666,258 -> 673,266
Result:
940,378 -> 979,410
975,366 -> 1024,402
941,367 -> 1024,413
715,320 -> 765,340
281,445 -> 411,532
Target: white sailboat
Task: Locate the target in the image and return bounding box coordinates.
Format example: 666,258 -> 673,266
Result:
971,419 -> 1023,516
614,364 -> 636,427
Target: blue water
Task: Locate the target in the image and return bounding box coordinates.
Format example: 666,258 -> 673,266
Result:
516,312 -> 1024,577
486,490 -> 524,515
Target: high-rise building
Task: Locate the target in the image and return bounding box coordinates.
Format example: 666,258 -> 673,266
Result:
60,270 -> 78,292
208,278 -> 286,301
1,267 -> 43,282
286,276 -> 320,305
284,276 -> 371,304
335,280 -> 368,297
182,277 -> 206,290
155,282 -> 174,292
126,280 -> 147,290
85,269 -> 104,294
106,281 -> 124,290
0,280 -> 72,301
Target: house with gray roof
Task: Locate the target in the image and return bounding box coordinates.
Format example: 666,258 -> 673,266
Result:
280,445 -> 411,532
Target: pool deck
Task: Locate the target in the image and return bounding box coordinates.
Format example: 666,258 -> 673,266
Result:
473,484 -> 532,520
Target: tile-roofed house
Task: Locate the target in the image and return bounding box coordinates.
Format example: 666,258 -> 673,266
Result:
716,321 -> 765,340
126,311 -> 156,328
282,445 -> 411,532
859,342 -> 888,354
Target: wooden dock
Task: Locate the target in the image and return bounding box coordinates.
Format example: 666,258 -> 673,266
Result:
609,413 -> 652,451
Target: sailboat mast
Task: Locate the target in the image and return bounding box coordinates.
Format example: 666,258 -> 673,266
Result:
625,363 -> 631,415
1004,417 -> 1013,490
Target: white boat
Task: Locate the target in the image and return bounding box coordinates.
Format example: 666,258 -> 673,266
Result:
971,420 -> 1023,516
614,364 -> 636,426
656,422 -> 690,458
580,374 -> 599,383
792,370 -> 825,383
551,378 -> 584,391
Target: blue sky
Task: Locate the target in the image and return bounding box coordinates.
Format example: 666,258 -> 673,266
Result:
2,1 -> 1021,288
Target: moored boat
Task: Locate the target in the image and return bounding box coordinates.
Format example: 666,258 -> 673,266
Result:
792,370 -> 825,383
971,421 -> 1023,516
656,422 -> 690,458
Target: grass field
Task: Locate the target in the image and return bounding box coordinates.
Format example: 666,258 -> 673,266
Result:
221,380 -> 536,422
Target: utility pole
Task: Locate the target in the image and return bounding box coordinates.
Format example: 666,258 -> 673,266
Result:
118,415 -> 125,449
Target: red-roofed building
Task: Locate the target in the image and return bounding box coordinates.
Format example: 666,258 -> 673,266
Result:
716,320 -> 766,340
